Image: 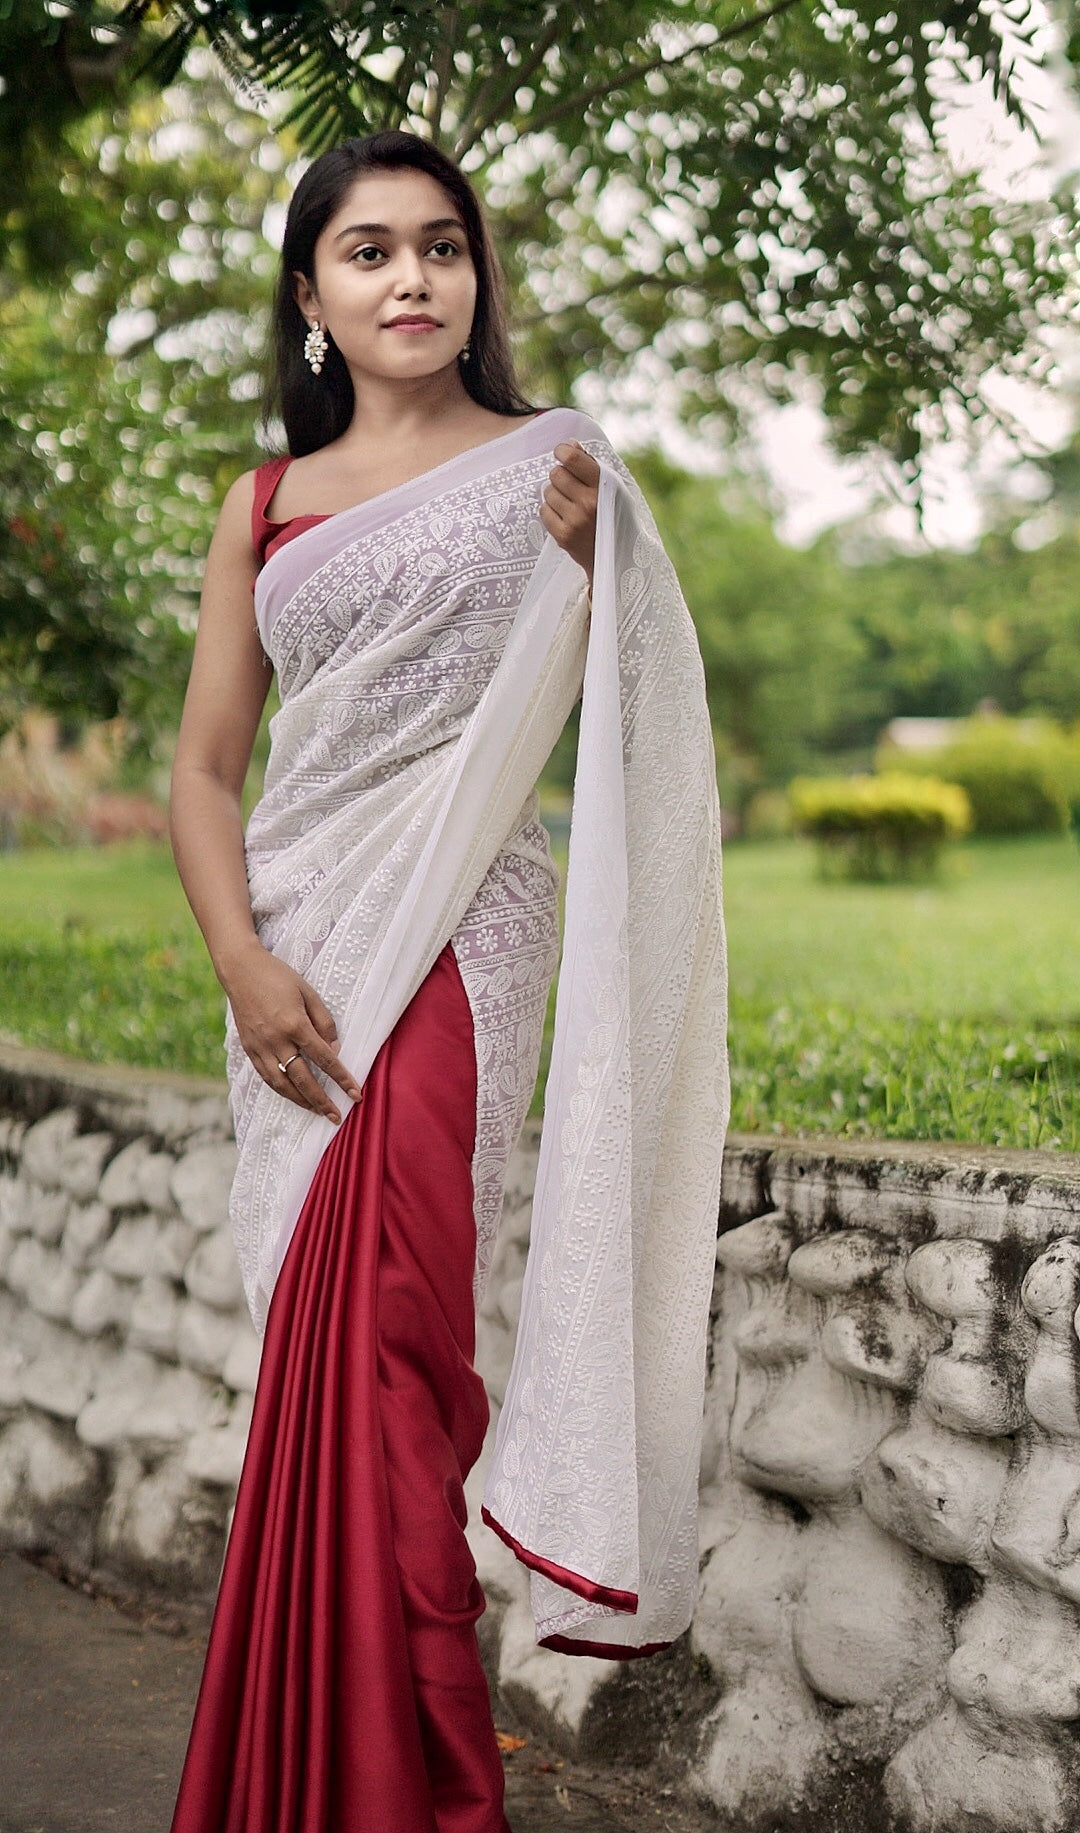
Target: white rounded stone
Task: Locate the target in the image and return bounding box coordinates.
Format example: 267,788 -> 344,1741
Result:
99,1212 -> 163,1280
153,1216 -> 198,1280
183,1423 -> 248,1488
98,1139 -> 152,1210
70,1268 -> 132,1336
21,1334 -> 95,1419
177,1298 -> 236,1378
222,1321 -> 262,1394
60,1200 -> 113,1269
74,1350 -> 162,1448
135,1151 -> 178,1214
127,1364 -> 227,1449
28,1249 -> 78,1323
128,1275 -> 180,1358
6,1235 -> 49,1301
184,1228 -> 244,1310
0,1174 -> 28,1235
2,1413 -> 98,1510
26,1186 -> 70,1245
57,1132 -> 114,1201
170,1143 -> 237,1233
122,1452 -> 200,1565
21,1109 -> 79,1187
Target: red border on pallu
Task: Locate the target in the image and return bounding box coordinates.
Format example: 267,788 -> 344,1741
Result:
540,1633 -> 672,1660
481,1511 -> 675,1662
480,1506 -> 637,1611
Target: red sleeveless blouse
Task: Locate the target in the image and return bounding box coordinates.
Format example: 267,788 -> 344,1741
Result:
251,456 -> 328,569
251,412 -> 555,572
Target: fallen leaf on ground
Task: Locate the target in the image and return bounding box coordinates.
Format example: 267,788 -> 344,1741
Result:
495,1732 -> 528,1752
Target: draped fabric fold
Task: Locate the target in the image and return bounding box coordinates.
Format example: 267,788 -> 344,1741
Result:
172,941 -> 510,1833
228,407 -> 728,1656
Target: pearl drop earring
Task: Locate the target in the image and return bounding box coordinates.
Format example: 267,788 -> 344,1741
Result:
303,320 -> 328,375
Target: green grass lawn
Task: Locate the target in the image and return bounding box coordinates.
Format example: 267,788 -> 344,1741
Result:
723,835 -> 1075,1152
0,834 -> 1072,1149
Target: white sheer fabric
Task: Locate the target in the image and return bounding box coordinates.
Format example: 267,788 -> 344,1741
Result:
231,407 -> 728,1651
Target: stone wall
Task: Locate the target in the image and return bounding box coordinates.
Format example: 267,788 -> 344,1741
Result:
0,1046 -> 248,1591
691,1138 -> 1080,1833
1,1044 -> 1079,1830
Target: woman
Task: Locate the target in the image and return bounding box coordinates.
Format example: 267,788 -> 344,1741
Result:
168,129 -> 728,1833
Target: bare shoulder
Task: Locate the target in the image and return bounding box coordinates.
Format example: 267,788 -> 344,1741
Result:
208,468 -> 259,565
218,467 -> 258,528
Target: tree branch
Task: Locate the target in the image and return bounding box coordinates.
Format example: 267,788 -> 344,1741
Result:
452,12 -> 564,160
426,6 -> 458,138
503,0 -> 805,145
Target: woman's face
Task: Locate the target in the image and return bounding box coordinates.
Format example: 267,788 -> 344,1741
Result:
295,167 -> 478,383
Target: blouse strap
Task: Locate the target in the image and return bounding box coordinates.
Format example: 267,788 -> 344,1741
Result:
251,455 -> 292,543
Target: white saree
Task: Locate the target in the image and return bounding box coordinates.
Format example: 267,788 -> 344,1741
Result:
229,405 -> 729,1653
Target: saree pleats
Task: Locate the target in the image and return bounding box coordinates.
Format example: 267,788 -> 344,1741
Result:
169,941 -> 509,1833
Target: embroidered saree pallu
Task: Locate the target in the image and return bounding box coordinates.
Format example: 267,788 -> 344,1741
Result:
238,406 -> 727,1648
173,403 -> 728,1831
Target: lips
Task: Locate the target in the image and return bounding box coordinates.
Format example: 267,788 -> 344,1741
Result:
384,316 -> 441,328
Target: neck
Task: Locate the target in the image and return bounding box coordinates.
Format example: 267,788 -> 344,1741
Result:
341,364 -> 477,444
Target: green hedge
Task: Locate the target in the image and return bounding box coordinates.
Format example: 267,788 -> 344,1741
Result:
790,770 -> 972,881
877,716 -> 1080,836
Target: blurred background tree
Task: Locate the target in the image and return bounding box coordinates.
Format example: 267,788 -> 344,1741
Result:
0,0 -> 1078,778
0,2 -> 1076,1144
5,1 -> 1073,467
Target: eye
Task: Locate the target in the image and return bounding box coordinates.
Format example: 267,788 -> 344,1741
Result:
429,239 -> 460,257
350,244 -> 385,263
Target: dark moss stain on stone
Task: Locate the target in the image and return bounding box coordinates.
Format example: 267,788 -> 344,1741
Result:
578,1629 -> 722,1768
855,1307 -> 895,1365
770,1492 -> 812,1528
703,1753 -> 895,1833
942,1562 -> 983,1618
850,1157 -> 883,1194
986,1233 -> 1034,1292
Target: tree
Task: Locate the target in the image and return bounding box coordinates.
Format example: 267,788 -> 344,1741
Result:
840,520 -> 1080,733
627,451 -> 868,809
0,72 -> 288,739
5,0 -> 1076,484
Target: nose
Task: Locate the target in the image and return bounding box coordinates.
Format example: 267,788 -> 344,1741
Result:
391,246 -> 430,298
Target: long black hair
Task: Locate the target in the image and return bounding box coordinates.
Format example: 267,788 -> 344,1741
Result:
265,131 -> 537,457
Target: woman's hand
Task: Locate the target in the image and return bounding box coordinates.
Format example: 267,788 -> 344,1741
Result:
223,939 -> 364,1123
541,440 -> 600,585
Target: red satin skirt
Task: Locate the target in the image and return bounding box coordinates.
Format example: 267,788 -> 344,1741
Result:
169,940 -> 510,1833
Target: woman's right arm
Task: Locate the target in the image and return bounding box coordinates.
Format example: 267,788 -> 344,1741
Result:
169,472 -> 362,1125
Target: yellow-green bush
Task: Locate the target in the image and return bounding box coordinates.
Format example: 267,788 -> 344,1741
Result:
876,716 -> 1080,837
789,771 -> 972,880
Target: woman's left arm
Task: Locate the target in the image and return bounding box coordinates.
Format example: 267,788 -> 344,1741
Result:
541,440 -> 600,587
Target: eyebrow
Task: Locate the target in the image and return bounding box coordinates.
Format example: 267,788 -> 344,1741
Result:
333,216 -> 465,243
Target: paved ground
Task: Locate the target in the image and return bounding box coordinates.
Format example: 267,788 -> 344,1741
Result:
0,1551 -> 717,1833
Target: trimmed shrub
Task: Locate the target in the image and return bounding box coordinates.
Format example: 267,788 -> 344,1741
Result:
877,716 -> 1077,837
790,771 -> 972,881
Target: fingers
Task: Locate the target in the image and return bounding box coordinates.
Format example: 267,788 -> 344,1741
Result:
299,1028 -> 365,1106
304,984 -> 339,1047
232,957 -> 364,1121
270,1053 -> 342,1123
294,980 -> 363,1103
552,440 -> 601,485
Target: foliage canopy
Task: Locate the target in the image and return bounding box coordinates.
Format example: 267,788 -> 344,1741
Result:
5,0 -> 1076,480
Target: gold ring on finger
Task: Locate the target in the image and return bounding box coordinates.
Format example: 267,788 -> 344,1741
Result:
277,1052 -> 301,1075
